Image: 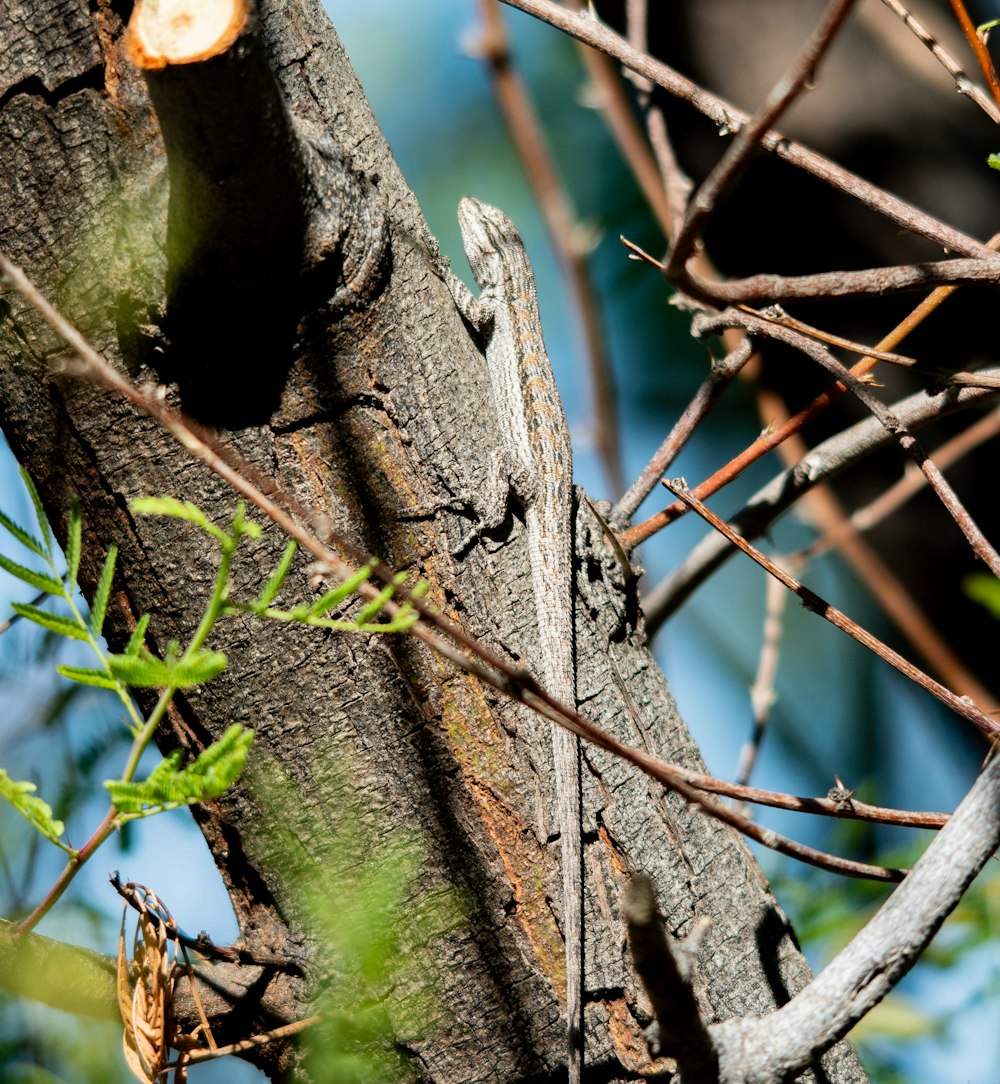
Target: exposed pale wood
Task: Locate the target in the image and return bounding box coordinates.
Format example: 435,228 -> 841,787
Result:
126,0 -> 249,67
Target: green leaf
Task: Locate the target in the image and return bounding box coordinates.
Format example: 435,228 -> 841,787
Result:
231,501 -> 261,540
187,724 -> 253,799
131,496 -> 228,544
144,748 -> 185,788
167,648 -> 228,687
103,780 -> 154,815
0,553 -> 64,596
106,651 -> 173,687
0,768 -> 65,844
89,544 -> 117,637
965,572 -> 1000,620
989,153 -> 1000,173
56,664 -> 118,690
0,507 -> 46,558
355,580 -> 399,626
65,502 -> 82,592
11,602 -> 89,641
107,647 -> 227,689
20,467 -> 53,554
125,612 -> 150,656
307,560 -> 377,618
131,495 -> 209,526
257,540 -> 298,607
105,726 -> 252,816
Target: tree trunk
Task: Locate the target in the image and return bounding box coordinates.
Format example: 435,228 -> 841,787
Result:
0,1 -> 868,1080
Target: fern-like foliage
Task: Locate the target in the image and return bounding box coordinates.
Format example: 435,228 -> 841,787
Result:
235,555 -> 427,633
105,724 -> 253,819
0,479 -> 426,862
0,768 -> 70,852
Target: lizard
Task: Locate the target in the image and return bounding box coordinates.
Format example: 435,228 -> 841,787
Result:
449,196 -> 583,1083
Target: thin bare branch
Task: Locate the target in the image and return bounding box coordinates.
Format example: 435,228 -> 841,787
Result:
877,0 -> 1000,120
679,770 -> 949,830
741,305 -> 918,366
662,479 -> 1000,744
562,0 -> 674,239
613,339 -> 753,523
737,575 -> 787,792
621,0 -> 690,240
695,308 -> 1000,580
497,0 -> 997,260
160,1014 -> 322,1071
682,256 -> 1000,306
666,0 -> 859,279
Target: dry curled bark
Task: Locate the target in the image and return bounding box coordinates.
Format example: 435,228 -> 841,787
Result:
0,1 -> 891,1081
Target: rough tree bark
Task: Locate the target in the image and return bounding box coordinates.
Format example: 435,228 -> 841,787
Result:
0,1 -> 871,1081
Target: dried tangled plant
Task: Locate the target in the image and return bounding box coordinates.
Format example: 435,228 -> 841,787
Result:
115,880 -> 215,1084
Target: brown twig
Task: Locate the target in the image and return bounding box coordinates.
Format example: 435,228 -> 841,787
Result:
730,312 -> 1000,717
613,338 -> 753,523
736,575 -> 788,792
472,0 -> 624,495
663,478 -> 1000,745
948,0 -> 1000,106
679,257 -> 1000,308
755,392 -> 1000,717
695,308 -> 1000,581
666,0 -> 860,282
159,1014 -> 322,1072
496,0 -> 997,260
621,0 -> 690,240
562,0 -> 673,238
740,305 -> 918,366
679,770 -> 949,830
877,0 -> 1000,121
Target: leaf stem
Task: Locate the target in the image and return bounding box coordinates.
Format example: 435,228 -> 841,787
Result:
14,514 -> 243,933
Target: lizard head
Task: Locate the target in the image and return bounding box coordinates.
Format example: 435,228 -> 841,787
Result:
457,196 -> 520,293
